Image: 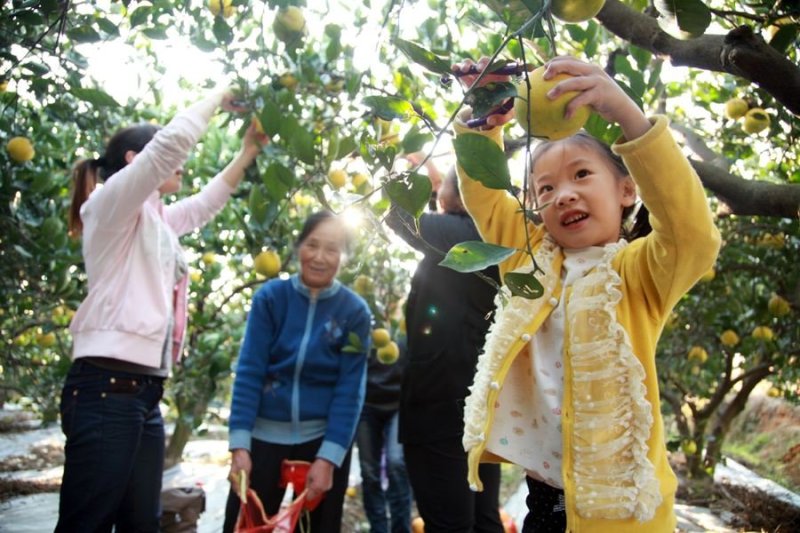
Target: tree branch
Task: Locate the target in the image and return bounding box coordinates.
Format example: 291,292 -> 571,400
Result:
596,0 -> 800,115
690,159 -> 800,218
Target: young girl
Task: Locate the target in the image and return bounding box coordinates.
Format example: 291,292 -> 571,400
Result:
452,56 -> 721,532
58,90 -> 266,532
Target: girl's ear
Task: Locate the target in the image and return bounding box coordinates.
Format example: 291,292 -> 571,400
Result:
620,175 -> 637,208
124,150 -> 138,165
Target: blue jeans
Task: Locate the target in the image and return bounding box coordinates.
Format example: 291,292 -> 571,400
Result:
356,406 -> 411,533
55,359 -> 166,533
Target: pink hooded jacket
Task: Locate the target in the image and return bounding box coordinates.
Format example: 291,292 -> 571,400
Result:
69,94 -> 234,368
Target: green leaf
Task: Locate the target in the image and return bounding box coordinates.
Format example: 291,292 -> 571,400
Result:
453,134 -> 511,190
362,95 -> 414,121
504,271 -> 544,300
142,26 -> 168,40
385,173 -> 432,219
249,185 -> 268,225
70,87 -> 120,107
263,163 -> 295,200
129,6 -> 151,28
394,39 -> 451,75
213,16 -> 233,44
336,135 -> 357,160
325,24 -> 342,62
325,126 -> 340,165
400,127 -> 433,154
66,25 -> 102,43
341,331 -> 363,353
465,81 -> 516,118
95,17 -> 121,38
654,0 -> 711,39
439,241 -> 516,273
258,100 -> 281,137
290,127 -> 316,165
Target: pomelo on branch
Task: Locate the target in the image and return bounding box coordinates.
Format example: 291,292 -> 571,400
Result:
550,0 -> 606,24
514,66 -> 592,141
7,136 -> 35,163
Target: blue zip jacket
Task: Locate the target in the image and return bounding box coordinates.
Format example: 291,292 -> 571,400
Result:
229,274 -> 372,467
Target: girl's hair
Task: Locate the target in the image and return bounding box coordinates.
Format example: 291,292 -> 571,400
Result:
68,123 -> 160,236
294,210 -> 355,254
529,132 -> 652,241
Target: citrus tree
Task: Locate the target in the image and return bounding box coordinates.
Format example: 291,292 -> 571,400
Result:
1,0 -> 798,474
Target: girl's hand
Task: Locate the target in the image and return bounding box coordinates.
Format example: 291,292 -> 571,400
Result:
542,56 -> 651,140
228,448 -> 253,498
241,118 -> 270,158
220,91 -> 250,114
305,458 -> 334,502
452,57 -> 516,129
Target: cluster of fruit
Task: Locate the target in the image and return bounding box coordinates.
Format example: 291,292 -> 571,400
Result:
208,1 -> 306,44
724,97 -> 771,134
371,327 -> 399,364
327,168 -> 369,190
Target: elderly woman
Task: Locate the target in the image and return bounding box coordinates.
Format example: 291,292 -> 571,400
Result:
224,210 -> 372,533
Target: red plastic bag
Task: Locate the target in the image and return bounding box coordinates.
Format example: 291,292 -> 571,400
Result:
234,460 -> 323,533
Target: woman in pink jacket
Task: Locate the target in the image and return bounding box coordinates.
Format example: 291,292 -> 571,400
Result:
57,90 -> 266,532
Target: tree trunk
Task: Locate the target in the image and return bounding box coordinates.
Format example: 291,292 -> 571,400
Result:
704,369 -> 772,472
165,416 -> 194,470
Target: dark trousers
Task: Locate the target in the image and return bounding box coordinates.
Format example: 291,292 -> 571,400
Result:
223,437 -> 352,533
404,438 -> 503,533
356,406 -> 412,533
55,359 -> 166,533
521,476 -> 566,533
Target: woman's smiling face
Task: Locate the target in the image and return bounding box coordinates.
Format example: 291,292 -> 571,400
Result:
297,218 -> 347,294
531,141 -> 636,250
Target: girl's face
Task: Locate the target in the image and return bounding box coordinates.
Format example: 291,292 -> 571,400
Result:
531,142 -> 636,250
298,218 -> 347,293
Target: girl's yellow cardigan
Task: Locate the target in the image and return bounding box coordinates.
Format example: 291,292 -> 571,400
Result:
456,116 -> 721,532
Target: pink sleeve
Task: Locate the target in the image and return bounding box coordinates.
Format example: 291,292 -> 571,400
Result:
163,174 -> 236,236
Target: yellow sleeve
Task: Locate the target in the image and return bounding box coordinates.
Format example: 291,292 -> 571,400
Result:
613,116 -> 721,315
453,119 -> 544,276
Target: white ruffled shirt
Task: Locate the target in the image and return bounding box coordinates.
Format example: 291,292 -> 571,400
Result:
486,246 -> 605,489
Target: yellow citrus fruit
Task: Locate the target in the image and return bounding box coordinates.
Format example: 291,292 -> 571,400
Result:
0,80 -> 8,92
719,329 -> 740,347
278,73 -> 298,91
351,172 -> 369,188
756,232 -> 785,249
328,169 -> 347,189
36,332 -> 56,348
252,116 -> 265,135
254,250 -> 281,278
353,274 -> 373,296
687,346 -> 708,364
376,341 -> 400,364
411,516 -> 425,533
681,439 -> 698,455
190,271 -> 202,283
7,136 -> 35,163
724,98 -> 749,120
371,328 -> 391,348
273,6 -> 306,42
699,268 -> 715,282
324,79 -> 345,93
208,0 -> 234,18
514,66 -> 592,141
751,326 -> 774,341
550,0 -> 606,23
767,386 -> 781,398
201,252 -> 216,266
345,486 -> 357,498
742,108 -> 770,134
767,293 -> 791,317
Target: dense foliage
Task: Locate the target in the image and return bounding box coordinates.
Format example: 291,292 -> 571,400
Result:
1,0 -> 797,474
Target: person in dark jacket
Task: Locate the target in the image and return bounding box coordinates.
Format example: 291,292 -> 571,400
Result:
356,333 -> 412,533
386,169 -> 504,532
